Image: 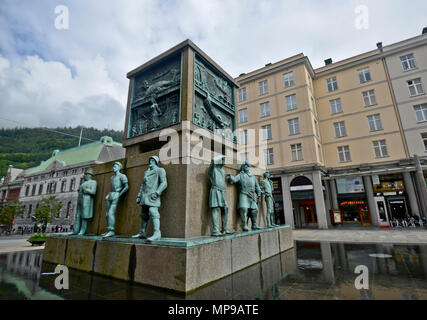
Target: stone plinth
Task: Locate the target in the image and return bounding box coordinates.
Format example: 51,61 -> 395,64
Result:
44,225 -> 293,292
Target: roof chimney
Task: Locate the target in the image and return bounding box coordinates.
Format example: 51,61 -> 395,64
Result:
324,58 -> 332,66
377,42 -> 383,52
423,27 -> 427,35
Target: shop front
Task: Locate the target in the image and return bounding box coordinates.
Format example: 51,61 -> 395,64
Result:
372,174 -> 410,220
336,176 -> 371,227
300,200 -> 317,225
339,200 -> 371,226
290,176 -> 318,228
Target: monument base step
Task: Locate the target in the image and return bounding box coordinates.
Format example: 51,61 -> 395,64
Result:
43,225 -> 293,292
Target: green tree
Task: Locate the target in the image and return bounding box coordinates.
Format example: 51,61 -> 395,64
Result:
33,196 -> 63,231
0,200 -> 25,230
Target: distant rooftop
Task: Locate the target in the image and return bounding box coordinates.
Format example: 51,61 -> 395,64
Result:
26,136 -> 124,175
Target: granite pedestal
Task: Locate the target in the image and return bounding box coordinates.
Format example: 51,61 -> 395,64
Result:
44,225 -> 292,292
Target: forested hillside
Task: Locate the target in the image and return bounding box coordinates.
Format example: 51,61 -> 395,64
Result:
0,127 -> 124,177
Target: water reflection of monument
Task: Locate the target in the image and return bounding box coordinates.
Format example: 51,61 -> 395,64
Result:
0,251 -> 62,300
292,241 -> 427,299
43,40 -> 293,293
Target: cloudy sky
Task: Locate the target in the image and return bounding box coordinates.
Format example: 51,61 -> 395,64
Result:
0,0 -> 426,131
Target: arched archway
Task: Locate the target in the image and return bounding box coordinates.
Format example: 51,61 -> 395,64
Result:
290,175 -> 317,228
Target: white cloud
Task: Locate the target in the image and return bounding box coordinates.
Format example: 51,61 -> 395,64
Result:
0,0 -> 426,130
0,54 -> 125,130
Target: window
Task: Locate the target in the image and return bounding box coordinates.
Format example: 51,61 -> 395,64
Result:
367,114 -> 383,131
283,72 -> 294,87
27,204 -> 32,218
240,129 -> 248,145
318,144 -> 323,162
422,133 -> 427,151
38,184 -> 43,195
25,186 -> 30,197
358,67 -> 371,83
259,80 -> 268,95
238,87 -> 247,102
334,121 -> 347,138
362,90 -> 377,106
70,178 -> 76,191
61,180 -> 67,192
260,102 -> 270,117
31,185 -> 36,196
58,202 -> 63,218
327,77 -> 338,92
288,118 -> 300,135
50,182 -> 57,194
338,146 -> 351,162
261,125 -> 272,141
240,152 -> 249,163
414,104 -> 427,122
401,54 -> 416,71
291,144 -> 303,161
314,120 -> 319,137
286,94 -> 297,111
239,109 -> 248,123
66,202 -> 72,218
264,148 -> 274,165
408,78 -> 424,96
373,140 -> 388,158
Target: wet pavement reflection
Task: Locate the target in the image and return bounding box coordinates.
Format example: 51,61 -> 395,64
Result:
1,241 -> 427,300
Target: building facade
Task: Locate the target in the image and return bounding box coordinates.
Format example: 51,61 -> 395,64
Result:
0,165 -> 24,207
235,29 -> 427,229
15,136 -> 125,232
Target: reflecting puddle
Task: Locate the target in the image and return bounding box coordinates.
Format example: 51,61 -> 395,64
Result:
1,241 -> 427,300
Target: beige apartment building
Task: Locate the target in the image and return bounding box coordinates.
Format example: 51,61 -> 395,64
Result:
383,33 -> 427,157
235,29 -> 427,230
236,54 -> 329,229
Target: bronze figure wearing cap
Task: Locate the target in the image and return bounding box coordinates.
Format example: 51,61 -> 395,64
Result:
227,161 -> 262,231
132,155 -> 167,241
102,162 -> 129,238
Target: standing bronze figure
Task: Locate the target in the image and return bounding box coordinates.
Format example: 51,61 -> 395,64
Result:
73,168 -> 97,235
133,156 -> 167,241
227,161 -> 262,231
102,162 -> 128,238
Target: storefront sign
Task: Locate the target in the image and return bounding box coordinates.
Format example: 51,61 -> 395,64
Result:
300,200 -> 315,206
290,185 -> 313,191
333,210 -> 342,223
373,180 -> 404,192
336,177 -> 365,194
340,201 -> 366,205
383,192 -> 397,196
372,175 -> 380,185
